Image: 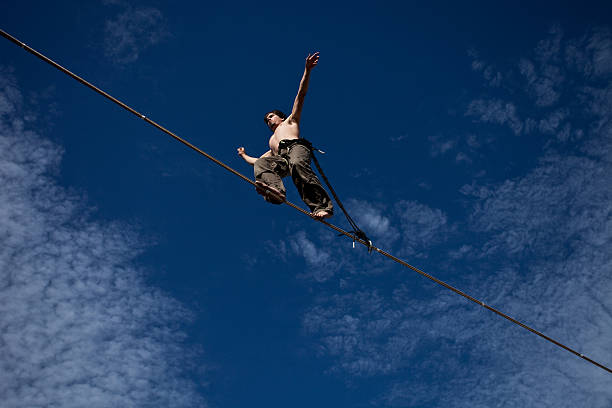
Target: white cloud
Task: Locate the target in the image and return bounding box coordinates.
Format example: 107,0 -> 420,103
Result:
428,134 -> 456,157
538,109 -> 568,134
469,49 -> 503,87
448,244 -> 472,259
519,27 -> 566,107
393,200 -> 449,258
390,134 -> 410,142
290,231 -> 339,282
534,26 -> 563,63
466,98 -> 523,135
587,30 -> 612,75
299,28 -> 612,407
566,28 -> 612,77
455,151 -> 471,164
0,71 -> 206,407
348,200 -> 399,247
519,58 -> 564,107
427,132 -> 490,167
278,197 -> 451,289
104,5 -> 167,64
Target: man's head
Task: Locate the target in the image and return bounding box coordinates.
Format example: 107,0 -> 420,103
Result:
264,110 -> 287,130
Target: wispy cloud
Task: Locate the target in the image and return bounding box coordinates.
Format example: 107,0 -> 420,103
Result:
518,27 -> 565,107
566,28 -> 612,77
519,58 -> 564,107
0,71 -> 206,407
297,28 -> 612,407
427,132 -> 490,166
347,199 -> 399,247
103,4 -> 168,65
278,197 -> 450,287
290,231 -> 339,282
469,49 -> 503,87
466,98 -> 524,135
390,134 -> 410,142
428,134 -> 456,157
537,108 -> 569,136
393,200 -> 449,258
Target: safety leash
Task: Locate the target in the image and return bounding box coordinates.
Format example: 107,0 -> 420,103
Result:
309,147 -> 373,251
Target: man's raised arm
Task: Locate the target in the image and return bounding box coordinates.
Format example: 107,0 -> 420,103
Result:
288,52 -> 319,123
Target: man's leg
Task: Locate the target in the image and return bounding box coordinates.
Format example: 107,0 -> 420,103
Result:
286,144 -> 333,216
254,156 -> 288,203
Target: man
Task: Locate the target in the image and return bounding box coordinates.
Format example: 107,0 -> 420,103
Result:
237,52 -> 333,219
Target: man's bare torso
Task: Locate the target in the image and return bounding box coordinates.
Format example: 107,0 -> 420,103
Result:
269,119 -> 300,154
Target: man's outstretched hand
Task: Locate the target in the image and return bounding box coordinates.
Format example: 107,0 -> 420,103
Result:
305,52 -> 319,70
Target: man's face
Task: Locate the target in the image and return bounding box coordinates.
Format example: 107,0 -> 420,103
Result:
265,113 -> 283,130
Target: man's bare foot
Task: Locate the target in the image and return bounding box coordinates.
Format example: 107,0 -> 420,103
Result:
312,209 -> 332,219
255,181 -> 286,204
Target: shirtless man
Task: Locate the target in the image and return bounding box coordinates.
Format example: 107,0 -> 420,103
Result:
237,52 -> 333,219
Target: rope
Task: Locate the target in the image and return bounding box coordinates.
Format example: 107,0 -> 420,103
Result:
310,151 -> 372,249
283,139 -> 372,248
2,28 -> 610,376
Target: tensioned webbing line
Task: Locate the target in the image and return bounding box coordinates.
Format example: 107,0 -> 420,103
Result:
2,28 -> 610,375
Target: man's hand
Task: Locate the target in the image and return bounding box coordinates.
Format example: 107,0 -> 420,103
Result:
305,52 -> 319,71
289,52 -> 319,123
237,147 -> 262,166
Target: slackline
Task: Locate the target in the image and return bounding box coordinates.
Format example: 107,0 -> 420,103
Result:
1,28 -> 610,375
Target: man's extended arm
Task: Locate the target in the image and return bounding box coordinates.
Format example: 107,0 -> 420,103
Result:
288,52 -> 319,123
237,147 -> 271,165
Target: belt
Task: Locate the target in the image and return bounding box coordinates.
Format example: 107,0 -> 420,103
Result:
278,138 -> 312,152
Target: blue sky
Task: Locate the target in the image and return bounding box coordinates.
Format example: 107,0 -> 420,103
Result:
1,1 -> 612,407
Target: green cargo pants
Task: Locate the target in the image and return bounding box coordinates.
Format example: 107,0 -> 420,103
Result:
254,139 -> 333,214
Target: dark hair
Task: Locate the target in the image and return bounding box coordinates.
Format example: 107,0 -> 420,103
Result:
264,110 -> 287,125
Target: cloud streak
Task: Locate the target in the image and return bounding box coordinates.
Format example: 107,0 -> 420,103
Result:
294,28 -> 612,407
104,5 -> 168,65
0,71 -> 206,407
466,98 -> 523,135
